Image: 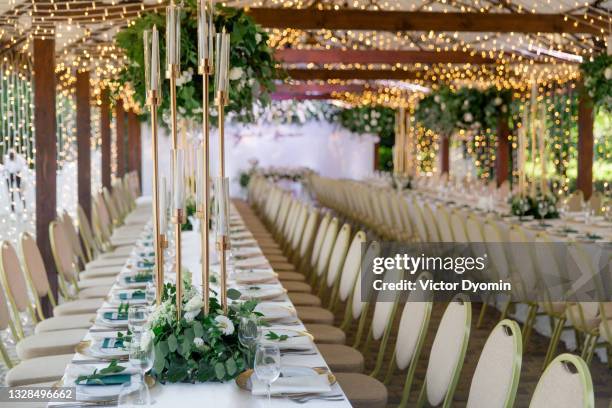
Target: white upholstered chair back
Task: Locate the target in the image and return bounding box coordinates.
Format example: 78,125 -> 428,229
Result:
407,198 -> 429,242
20,232 -> 52,299
0,241 -> 31,313
423,295 -> 471,406
466,319 -> 522,408
450,211 -> 469,242
337,232 -> 368,302
483,220 -> 510,280
315,218 -> 339,277
370,267 -> 402,340
309,212 -> 331,268
325,224 -> 352,287
290,204 -> 308,251
421,203 -> 441,242
435,205 -> 454,242
529,354 -> 594,408
299,209 -> 320,259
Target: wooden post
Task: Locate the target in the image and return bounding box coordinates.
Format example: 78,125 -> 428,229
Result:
496,113 -> 511,187
373,142 -> 380,171
577,84 -> 594,200
76,70 -> 92,221
115,99 -> 126,179
100,88 -> 112,190
33,38 -> 57,317
440,136 -> 450,174
127,110 -> 141,186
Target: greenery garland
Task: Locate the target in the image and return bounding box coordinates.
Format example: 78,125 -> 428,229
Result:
116,2 -> 280,124
149,278 -> 258,383
580,53 -> 612,113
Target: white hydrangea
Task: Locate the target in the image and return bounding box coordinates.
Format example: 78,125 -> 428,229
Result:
605,67 -> 612,80
229,67 -> 244,81
193,337 -> 204,348
214,315 -> 235,336
463,112 -> 474,123
184,295 -> 203,312
255,33 -> 262,44
493,97 -> 503,106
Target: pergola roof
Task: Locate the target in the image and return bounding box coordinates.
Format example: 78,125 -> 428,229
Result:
0,0 -> 610,102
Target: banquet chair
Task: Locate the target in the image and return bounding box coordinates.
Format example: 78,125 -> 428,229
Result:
309,217 -> 340,287
49,221 -> 116,299
78,204 -> 133,262
416,294 -> 472,408
286,203 -> 308,260
465,319 -> 522,408
450,210 -> 469,242
0,287 -> 76,387
434,205 -> 455,242
292,207 -> 320,274
304,212 -> 331,277
421,203 -> 441,242
391,191 -> 415,242
0,241 -> 89,360
529,354 -> 594,408
588,191 -> 604,215
19,233 -> 100,328
313,222 -> 351,299
565,190 -> 584,212
482,220 -> 514,321
406,197 -> 429,242
380,272 -> 433,407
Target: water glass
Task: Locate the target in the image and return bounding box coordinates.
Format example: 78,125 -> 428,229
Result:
128,305 -> 148,334
537,200 -> 548,226
254,344 -> 281,407
145,282 -> 156,306
238,316 -> 261,367
118,332 -> 155,407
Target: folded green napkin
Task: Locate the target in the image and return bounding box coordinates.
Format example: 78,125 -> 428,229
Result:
562,227 -> 578,233
103,312 -> 128,321
137,261 -> 155,268
119,291 -> 145,300
586,233 -> 602,240
102,337 -> 125,349
125,275 -> 153,283
76,374 -> 131,386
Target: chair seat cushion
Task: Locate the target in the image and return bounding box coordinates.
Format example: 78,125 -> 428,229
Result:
77,285 -> 112,299
318,345 -> 364,372
270,261 -> 297,272
6,354 -> 74,386
288,293 -> 321,307
296,306 -> 334,325
86,258 -> 125,269
335,373 -> 387,408
54,298 -> 104,316
80,267 -> 120,279
35,313 -> 95,334
305,324 -> 345,344
278,271 -> 305,282
283,281 -> 312,293
16,329 -> 88,360
78,276 -> 116,289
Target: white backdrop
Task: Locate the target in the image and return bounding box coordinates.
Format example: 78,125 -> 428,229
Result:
141,121 -> 377,196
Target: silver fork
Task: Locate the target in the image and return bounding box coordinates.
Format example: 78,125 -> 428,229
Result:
288,394 -> 344,404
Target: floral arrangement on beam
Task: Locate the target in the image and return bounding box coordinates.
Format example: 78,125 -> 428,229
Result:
580,53 -> 612,113
116,2 -> 280,125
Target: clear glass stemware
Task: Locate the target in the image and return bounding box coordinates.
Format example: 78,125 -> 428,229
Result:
254,344 -> 281,407
238,316 -> 261,368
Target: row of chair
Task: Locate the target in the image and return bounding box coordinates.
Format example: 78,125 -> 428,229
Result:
0,172 -> 151,387
309,174 -> 612,370
240,175 -> 596,408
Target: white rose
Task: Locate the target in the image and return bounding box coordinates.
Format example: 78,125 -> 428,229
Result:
371,119 -> 378,126
184,295 -> 203,312
463,100 -> 470,108
184,310 -> 198,322
434,95 -> 441,103
604,67 -> 612,80
255,33 -> 262,43
464,112 -> 474,123
440,103 -> 446,111
193,337 -> 204,348
229,67 -> 244,81
215,315 -> 235,335
494,97 -> 503,106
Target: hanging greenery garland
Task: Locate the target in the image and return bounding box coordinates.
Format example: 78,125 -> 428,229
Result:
580,53 -> 612,113
116,2 -> 281,125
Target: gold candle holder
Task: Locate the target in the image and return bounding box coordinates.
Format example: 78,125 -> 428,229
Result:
147,90 -> 163,304
172,209 -> 185,317
217,90 -> 228,314
215,235 -> 229,314
200,58 -> 212,315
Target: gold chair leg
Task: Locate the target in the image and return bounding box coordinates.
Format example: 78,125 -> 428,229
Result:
543,316 -> 565,370
476,299 -> 489,329
522,304 -> 538,348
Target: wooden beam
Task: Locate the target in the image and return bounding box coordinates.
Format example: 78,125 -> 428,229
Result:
115,99 -> 126,179
100,88 -> 112,190
33,37 -> 57,318
276,49 -> 496,64
287,68 -> 421,80
577,84 -> 594,200
495,112 -> 511,187
76,70 -> 92,222
246,8 -> 604,34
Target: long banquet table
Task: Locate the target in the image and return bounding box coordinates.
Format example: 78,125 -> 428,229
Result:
54,202 -> 351,408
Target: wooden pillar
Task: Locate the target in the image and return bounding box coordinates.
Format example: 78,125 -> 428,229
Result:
100,88 -> 112,190
115,99 -> 126,179
127,110 -> 141,182
495,113 -> 511,187
33,37 -> 57,317
440,136 -> 450,174
577,85 -> 594,200
76,71 -> 91,221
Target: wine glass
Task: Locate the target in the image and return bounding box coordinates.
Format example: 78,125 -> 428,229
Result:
145,282 -> 156,308
118,332 -> 155,407
537,199 -> 548,227
238,316 -> 261,368
581,200 -> 592,225
254,344 -> 281,407
128,305 -> 148,334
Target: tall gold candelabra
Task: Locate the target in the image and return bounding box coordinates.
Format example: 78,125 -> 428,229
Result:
217,90 -> 228,314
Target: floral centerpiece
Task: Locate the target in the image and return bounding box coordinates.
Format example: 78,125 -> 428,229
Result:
148,275 -> 260,383
509,191 -> 559,219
